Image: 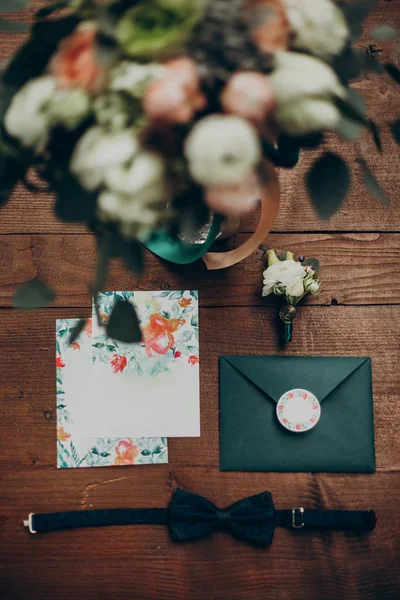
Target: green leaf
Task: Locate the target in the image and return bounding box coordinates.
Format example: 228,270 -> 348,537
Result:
385,63 -> 400,85
194,327 -> 199,342
54,173 -> 97,223
152,445 -> 163,454
107,344 -> 116,352
158,291 -> 171,297
191,314 -> 198,327
141,449 -> 151,456
151,362 -> 161,376
336,89 -> 367,126
190,290 -> 198,299
356,157 -> 389,205
91,447 -> 99,455
100,451 -> 111,458
68,318 -> 87,346
57,390 -> 65,395
343,0 -> 377,41
3,15 -> 79,89
390,119 -> 400,144
188,346 -> 198,356
56,376 -> 63,385
14,278 -> 55,309
306,152 -> 351,220
372,25 -> 397,41
302,258 -> 320,273
93,342 -> 106,348
368,120 -> 382,152
70,442 -> 81,467
57,403 -> 66,409
0,20 -> 29,32
106,299 -> 142,343
35,1 -> 68,18
169,291 -> 184,300
278,251 -> 287,261
123,239 -> 144,275
336,117 -> 362,142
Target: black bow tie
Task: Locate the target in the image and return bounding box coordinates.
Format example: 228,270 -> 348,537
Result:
24,488 -> 376,547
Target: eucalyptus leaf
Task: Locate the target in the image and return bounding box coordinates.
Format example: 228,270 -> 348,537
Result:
336,88 -> 367,126
368,120 -> 382,152
14,278 -> 55,309
343,0 -> 377,41
302,258 -> 320,273
356,157 -> 389,205
372,25 -> 397,41
390,119 -> 400,144
0,0 -> 28,12
123,240 -> 144,275
106,299 -> 142,343
336,117 -> 362,141
191,314 -> 198,327
385,63 -> 400,85
306,152 -> 351,220
95,236 -> 109,292
0,20 -> 29,32
68,318 -> 87,346
169,291 -> 184,300
54,174 -> 97,223
35,1 -> 68,18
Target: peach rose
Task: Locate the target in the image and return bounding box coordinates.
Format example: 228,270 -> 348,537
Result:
221,72 -> 276,123
244,0 -> 289,53
205,171 -> 261,217
143,57 -> 206,124
50,22 -> 105,92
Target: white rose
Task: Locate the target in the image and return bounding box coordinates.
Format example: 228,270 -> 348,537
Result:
283,0 -> 349,60
98,151 -> 167,240
262,259 -> 306,297
48,88 -> 90,130
269,52 -> 345,135
4,75 -> 56,151
286,275 -> 305,298
70,127 -> 138,191
184,115 -> 261,187
109,61 -> 165,97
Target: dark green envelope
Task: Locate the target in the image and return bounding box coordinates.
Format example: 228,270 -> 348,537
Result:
219,356 -> 375,473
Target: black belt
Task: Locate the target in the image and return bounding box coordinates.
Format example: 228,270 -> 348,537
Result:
24,488 -> 376,547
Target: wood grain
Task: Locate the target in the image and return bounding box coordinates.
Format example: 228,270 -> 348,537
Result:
1,232 -> 400,307
0,2 -> 399,600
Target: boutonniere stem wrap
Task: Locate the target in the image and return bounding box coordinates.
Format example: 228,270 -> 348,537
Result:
262,249 -> 322,342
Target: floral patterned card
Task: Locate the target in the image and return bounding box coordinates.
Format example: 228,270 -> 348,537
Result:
90,290 -> 200,438
56,318 -> 168,468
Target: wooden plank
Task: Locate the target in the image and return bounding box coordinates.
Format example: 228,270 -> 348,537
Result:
1,233 -> 400,307
0,306 -> 398,469
0,466 -> 399,600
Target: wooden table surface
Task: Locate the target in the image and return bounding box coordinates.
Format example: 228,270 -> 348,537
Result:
1,2 -> 400,599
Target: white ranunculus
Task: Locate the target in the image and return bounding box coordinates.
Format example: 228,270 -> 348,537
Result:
98,151 -> 167,240
286,275 -> 305,298
262,259 -> 306,297
269,52 -> 345,135
283,0 -> 349,60
184,115 -> 261,187
4,75 -> 56,151
109,61 -> 165,97
48,88 -> 90,130
70,127 -> 138,191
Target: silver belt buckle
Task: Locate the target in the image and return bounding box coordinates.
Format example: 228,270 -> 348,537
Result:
23,513 -> 37,534
292,507 -> 304,529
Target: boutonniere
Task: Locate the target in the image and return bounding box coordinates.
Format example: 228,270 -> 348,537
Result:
262,250 -> 322,342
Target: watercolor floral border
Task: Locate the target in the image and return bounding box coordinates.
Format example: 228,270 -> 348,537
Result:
92,290 -> 199,377
56,318 -> 168,468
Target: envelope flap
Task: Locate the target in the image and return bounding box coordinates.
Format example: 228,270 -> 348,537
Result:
221,356 -> 370,403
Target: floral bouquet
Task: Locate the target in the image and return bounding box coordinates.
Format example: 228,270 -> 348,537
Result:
1,0 -> 398,340
262,249 -> 321,342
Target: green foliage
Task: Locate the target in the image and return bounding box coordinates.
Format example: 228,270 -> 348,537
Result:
302,258 -> 320,273
372,25 -> 397,41
385,63 -> 400,85
14,278 -> 55,309
54,173 -> 98,223
306,153 -> 351,220
106,299 -> 142,343
68,318 -> 87,346
342,0 -> 377,42
356,157 -> 389,205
